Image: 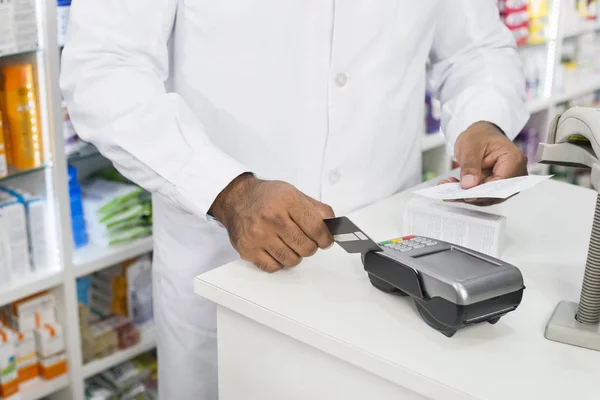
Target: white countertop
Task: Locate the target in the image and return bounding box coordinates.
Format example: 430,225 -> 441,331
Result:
195,177 -> 600,400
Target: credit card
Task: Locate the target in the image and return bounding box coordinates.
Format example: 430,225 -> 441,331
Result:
324,217 -> 382,254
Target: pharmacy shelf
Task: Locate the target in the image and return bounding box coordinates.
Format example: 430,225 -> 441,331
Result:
73,236 -> 154,278
563,22 -> 600,38
554,74 -> 600,104
0,47 -> 39,59
20,375 -> 70,400
0,269 -> 64,307
527,97 -> 553,114
82,326 -> 156,379
0,164 -> 49,183
421,132 -> 446,152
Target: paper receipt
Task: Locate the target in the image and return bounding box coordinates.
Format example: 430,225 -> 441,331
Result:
413,175 -> 553,200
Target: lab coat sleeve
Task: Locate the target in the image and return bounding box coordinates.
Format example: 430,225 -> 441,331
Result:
59,0 -> 250,220
428,0 -> 530,156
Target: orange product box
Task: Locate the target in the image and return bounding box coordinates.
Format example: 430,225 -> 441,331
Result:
15,331 -> 38,384
2,63 -> 43,170
0,109 -> 7,178
39,352 -> 67,380
0,87 -> 12,165
34,322 -> 65,359
0,328 -> 19,399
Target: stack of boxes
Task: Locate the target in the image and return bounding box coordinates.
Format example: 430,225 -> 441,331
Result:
77,256 -> 154,364
0,292 -> 68,399
0,185 -> 52,289
0,187 -> 51,273
68,166 -> 88,249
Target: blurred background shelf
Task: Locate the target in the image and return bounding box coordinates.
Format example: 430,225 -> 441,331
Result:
73,236 -> 154,278
0,164 -> 50,183
0,269 -> 64,307
421,132 -> 446,152
82,325 -> 156,379
20,376 -> 70,400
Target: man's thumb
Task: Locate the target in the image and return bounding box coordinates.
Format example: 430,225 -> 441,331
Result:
458,146 -> 484,189
305,195 -> 335,219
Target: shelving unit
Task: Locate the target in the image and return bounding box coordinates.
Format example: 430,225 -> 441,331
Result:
20,376 -> 70,400
82,326 -> 156,380
0,1 -> 597,399
73,236 -> 154,278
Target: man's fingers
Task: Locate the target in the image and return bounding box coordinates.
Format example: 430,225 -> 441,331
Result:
252,251 -> 283,273
304,195 -> 335,219
278,221 -> 319,258
265,239 -> 302,268
289,203 -> 334,250
457,143 -> 486,189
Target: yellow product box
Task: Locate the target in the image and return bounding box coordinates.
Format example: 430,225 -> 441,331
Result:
0,328 -> 19,399
2,64 -> 43,170
39,352 -> 67,380
0,87 -> 12,165
34,322 -> 64,359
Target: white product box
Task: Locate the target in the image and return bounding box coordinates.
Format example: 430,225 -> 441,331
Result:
34,322 -> 64,358
0,187 -> 52,271
0,0 -> 38,56
403,198 -> 506,257
0,193 -> 32,280
10,292 -> 56,333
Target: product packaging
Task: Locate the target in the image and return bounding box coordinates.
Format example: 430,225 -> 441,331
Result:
0,186 -> 51,271
35,322 -> 65,359
2,63 -> 43,170
498,0 -> 531,46
56,0 -> 71,47
39,352 -> 67,380
0,87 -> 12,166
82,177 -> 151,248
0,110 -> 7,178
10,292 -> 56,333
15,331 -> 38,384
125,256 -> 153,325
0,0 -> 38,56
0,328 -> 18,399
0,192 -> 32,280
403,198 -> 506,257
69,165 -> 88,248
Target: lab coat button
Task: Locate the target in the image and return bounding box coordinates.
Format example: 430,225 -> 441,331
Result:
335,73 -> 347,87
329,170 -> 341,184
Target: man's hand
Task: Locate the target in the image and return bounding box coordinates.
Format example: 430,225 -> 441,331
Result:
439,121 -> 528,206
209,173 -> 335,272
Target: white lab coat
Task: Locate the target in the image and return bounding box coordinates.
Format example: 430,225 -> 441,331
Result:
60,1 -> 529,398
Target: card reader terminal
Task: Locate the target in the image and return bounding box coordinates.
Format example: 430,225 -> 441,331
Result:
365,236 -> 525,337
324,217 -> 525,337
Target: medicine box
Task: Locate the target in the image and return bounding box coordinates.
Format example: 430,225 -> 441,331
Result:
15,331 -> 37,384
34,322 -> 65,359
10,292 -> 56,333
0,0 -> 38,57
0,192 -> 32,280
0,187 -> 51,272
0,328 -> 18,399
39,352 -> 67,380
403,198 -> 506,257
